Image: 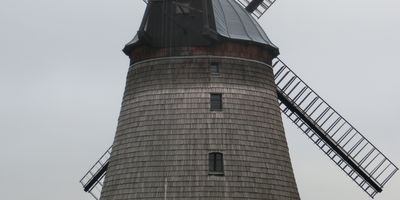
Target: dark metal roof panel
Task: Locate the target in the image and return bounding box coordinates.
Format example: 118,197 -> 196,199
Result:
126,34 -> 139,47
212,0 -> 277,48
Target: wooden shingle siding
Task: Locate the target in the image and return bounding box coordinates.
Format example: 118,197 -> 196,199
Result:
100,56 -> 300,200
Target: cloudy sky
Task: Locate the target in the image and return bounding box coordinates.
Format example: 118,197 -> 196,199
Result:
0,0 -> 399,199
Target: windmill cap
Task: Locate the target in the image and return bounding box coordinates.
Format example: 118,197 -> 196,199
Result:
123,0 -> 279,56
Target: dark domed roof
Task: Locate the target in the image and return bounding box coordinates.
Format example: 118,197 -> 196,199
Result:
124,0 -> 278,55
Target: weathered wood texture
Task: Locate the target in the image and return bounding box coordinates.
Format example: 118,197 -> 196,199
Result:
100,56 -> 300,200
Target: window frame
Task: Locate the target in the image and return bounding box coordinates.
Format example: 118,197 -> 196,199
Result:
210,62 -> 220,74
208,152 -> 224,176
210,93 -> 223,111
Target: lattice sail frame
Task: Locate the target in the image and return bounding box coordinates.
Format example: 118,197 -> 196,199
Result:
273,58 -> 398,198
80,147 -> 112,200
235,0 -> 276,18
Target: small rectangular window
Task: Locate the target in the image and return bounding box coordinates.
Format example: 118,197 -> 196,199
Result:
210,62 -> 219,74
209,152 -> 224,175
210,93 -> 222,111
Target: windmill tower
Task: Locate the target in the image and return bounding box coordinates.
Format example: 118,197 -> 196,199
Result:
80,0 -> 398,199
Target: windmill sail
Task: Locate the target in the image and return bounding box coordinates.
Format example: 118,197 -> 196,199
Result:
235,0 -> 277,18
80,147 -> 112,200
273,58 -> 398,198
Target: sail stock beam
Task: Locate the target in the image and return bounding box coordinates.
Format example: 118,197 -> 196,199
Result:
273,58 -> 398,198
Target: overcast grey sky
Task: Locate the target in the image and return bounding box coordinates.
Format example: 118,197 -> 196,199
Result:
0,0 -> 399,200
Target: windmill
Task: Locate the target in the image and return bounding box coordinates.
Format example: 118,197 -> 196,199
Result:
80,0 -> 398,199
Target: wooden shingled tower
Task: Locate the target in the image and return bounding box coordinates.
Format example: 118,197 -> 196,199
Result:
80,0 -> 397,199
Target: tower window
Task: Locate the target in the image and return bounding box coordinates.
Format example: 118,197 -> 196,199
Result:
210,62 -> 220,74
209,152 -> 224,175
210,93 -> 222,111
